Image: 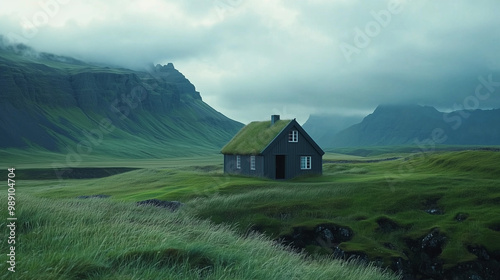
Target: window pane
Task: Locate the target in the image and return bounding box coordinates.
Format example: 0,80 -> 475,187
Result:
300,156 -> 311,170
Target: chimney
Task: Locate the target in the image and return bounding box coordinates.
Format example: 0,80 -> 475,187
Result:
271,115 -> 280,125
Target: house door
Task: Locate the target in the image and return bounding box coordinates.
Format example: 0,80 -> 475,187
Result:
275,155 -> 285,179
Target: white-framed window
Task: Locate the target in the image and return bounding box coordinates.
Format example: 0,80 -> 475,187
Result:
250,156 -> 256,170
288,130 -> 298,142
300,156 -> 311,170
236,155 -> 241,169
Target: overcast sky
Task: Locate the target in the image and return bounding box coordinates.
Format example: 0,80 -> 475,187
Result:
1,0 -> 500,124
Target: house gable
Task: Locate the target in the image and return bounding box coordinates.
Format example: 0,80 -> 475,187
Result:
261,119 -> 325,156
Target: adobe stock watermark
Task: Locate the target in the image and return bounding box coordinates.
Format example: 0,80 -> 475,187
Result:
385,74 -> 500,189
443,74 -> 500,129
6,168 -> 17,273
340,0 -> 409,63
7,0 -> 71,44
213,0 -> 244,20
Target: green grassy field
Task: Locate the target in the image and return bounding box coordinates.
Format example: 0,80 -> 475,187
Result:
1,148 -> 499,279
0,195 -> 395,280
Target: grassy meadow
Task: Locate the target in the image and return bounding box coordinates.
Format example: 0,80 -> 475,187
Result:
0,195 -> 394,280
1,148 -> 499,279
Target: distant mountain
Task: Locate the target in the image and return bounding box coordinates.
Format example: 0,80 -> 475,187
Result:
308,104 -> 500,148
302,114 -> 363,148
0,43 -> 243,159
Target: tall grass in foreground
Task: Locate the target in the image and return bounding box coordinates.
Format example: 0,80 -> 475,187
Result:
0,194 -> 398,280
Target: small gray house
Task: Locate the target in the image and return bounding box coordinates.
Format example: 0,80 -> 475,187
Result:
221,115 -> 324,179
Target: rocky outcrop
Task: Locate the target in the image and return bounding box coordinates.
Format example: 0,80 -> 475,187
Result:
153,63 -> 201,101
399,228 -> 447,279
395,237 -> 500,280
279,223 -> 353,252
444,246 -> 500,280
277,224 -> 500,279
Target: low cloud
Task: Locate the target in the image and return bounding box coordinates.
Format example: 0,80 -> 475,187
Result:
1,0 -> 499,124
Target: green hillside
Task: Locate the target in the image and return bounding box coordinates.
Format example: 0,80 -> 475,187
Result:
9,149 -> 500,279
0,194 -> 395,280
0,44 -> 243,163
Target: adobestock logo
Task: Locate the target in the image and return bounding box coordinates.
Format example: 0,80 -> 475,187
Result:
8,0 -> 71,43
443,74 -> 500,130
213,0 -> 244,20
340,0 -> 408,63
384,73 -> 500,190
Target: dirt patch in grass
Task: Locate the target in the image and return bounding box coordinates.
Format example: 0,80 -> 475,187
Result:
421,195 -> 445,215
488,223 -> 500,232
376,217 -> 403,233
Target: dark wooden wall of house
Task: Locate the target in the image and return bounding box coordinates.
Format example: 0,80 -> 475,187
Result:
262,123 -> 322,179
224,154 -> 264,177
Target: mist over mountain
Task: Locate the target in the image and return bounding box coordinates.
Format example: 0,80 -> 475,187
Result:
307,104 -> 500,148
0,42 -> 242,158
302,114 -> 363,148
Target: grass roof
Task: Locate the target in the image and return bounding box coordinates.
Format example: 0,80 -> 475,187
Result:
221,120 -> 291,155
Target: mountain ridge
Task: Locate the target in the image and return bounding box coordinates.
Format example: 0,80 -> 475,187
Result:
0,42 -> 243,160
305,104 -> 500,148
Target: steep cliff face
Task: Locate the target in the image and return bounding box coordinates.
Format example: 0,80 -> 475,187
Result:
0,45 -> 242,157
154,63 -> 201,101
